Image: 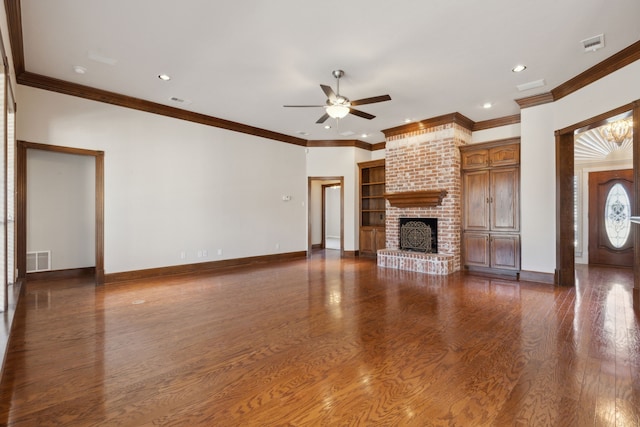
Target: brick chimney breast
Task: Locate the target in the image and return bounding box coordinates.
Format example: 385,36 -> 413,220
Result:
379,121 -> 471,274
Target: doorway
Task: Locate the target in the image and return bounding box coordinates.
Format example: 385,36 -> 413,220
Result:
308,177 -> 344,256
17,141 -> 105,284
556,100 -> 639,287
322,183 -> 341,250
588,169 -> 633,267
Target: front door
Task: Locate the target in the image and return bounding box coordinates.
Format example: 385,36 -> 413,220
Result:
588,169 -> 633,267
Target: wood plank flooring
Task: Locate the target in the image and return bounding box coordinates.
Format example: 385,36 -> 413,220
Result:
0,251 -> 638,426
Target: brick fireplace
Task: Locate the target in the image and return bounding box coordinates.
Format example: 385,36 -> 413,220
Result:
377,114 -> 472,274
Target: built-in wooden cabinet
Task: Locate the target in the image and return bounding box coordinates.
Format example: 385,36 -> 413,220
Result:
359,159 -> 385,257
461,140 -> 520,274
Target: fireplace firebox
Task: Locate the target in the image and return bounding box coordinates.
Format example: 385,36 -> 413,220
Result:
399,218 -> 437,253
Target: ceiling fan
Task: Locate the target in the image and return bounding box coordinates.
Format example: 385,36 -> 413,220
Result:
284,70 -> 391,124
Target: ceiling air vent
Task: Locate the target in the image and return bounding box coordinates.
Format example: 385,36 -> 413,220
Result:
517,79 -> 546,92
169,96 -> 192,105
581,34 -> 604,52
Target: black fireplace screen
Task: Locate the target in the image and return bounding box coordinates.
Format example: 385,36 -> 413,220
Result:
399,218 -> 437,253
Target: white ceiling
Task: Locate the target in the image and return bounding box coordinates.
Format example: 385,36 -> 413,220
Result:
19,0 -> 640,143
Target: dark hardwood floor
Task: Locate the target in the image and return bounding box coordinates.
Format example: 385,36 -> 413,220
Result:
0,251 -> 637,426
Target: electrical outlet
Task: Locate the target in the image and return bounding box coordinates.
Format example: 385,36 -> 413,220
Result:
180,251 -> 186,259
202,250 -> 208,257
275,243 -> 280,249
197,250 -> 203,258
217,249 -> 223,255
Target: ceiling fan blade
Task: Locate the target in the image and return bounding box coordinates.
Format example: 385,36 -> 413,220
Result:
283,105 -> 325,107
350,94 -> 392,106
349,108 -> 375,120
316,112 -> 330,124
320,84 -> 337,102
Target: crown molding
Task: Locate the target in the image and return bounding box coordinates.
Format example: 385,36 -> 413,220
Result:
382,112 -> 474,138
8,0 -> 638,145
371,141 -> 386,151
516,40 -> 640,109
515,92 -> 555,109
306,139 -> 373,150
472,114 -> 520,131
4,0 -> 24,75
551,40 -> 640,101
18,72 -> 308,147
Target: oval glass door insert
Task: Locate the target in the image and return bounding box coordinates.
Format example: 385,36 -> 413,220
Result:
604,183 -> 631,248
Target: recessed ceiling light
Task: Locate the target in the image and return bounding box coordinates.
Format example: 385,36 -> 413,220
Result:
404,118 -> 412,123
296,131 -> 309,136
361,133 -> 368,138
512,65 -> 527,73
483,102 -> 492,109
73,65 -> 87,74
324,125 -> 331,129
158,74 -> 171,81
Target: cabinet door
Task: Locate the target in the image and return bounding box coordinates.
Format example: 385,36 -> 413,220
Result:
463,233 -> 490,267
489,144 -> 519,167
490,167 -> 519,231
359,228 -> 376,255
490,234 -> 520,270
463,170 -> 490,230
461,149 -> 489,170
375,228 -> 386,252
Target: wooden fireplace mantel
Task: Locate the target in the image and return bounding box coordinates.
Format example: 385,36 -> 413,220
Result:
384,190 -> 448,208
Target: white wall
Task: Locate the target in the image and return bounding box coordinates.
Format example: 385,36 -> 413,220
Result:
27,149 -> 95,270
519,60 -> 640,274
18,86 -> 307,274
309,180 -> 323,246
471,123 -> 521,144
17,56 -> 640,275
306,147 -> 372,250
520,104 -> 556,273
325,186 -> 341,238
370,148 -> 385,161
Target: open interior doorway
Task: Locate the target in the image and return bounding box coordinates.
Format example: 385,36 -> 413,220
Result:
17,141 -> 105,284
557,100 -> 639,288
574,113 -> 634,269
308,177 -> 344,256
322,183 -> 341,250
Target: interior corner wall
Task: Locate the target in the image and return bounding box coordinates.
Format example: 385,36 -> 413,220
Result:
17,85 -> 307,274
370,148 -> 386,161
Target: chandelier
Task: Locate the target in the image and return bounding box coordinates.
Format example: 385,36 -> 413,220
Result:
599,117 -> 633,146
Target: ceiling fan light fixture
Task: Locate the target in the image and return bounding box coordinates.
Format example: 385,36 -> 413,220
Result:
326,104 -> 350,119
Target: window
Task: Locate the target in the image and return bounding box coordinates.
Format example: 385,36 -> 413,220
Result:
573,174 -> 582,256
604,183 -> 631,248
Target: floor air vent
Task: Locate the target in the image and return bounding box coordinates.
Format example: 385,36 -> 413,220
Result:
27,250 -> 51,272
